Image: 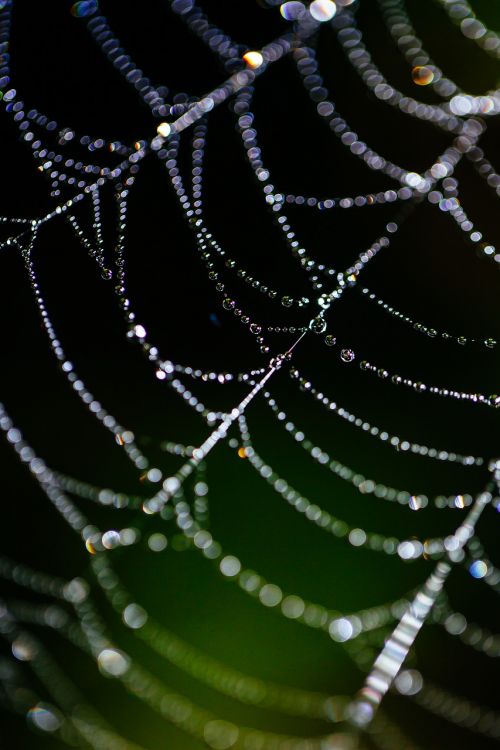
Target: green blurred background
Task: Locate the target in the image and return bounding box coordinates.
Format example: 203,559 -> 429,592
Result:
2,1 -> 500,747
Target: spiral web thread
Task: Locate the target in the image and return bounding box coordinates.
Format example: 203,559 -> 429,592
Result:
1,1 -> 500,748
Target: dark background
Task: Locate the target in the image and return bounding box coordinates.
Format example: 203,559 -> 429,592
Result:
2,1 -> 500,748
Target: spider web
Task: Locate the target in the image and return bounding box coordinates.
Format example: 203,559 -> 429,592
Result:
1,1 -> 500,749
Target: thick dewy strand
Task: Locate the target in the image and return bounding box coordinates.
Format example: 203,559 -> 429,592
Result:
346,483 -> 494,730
